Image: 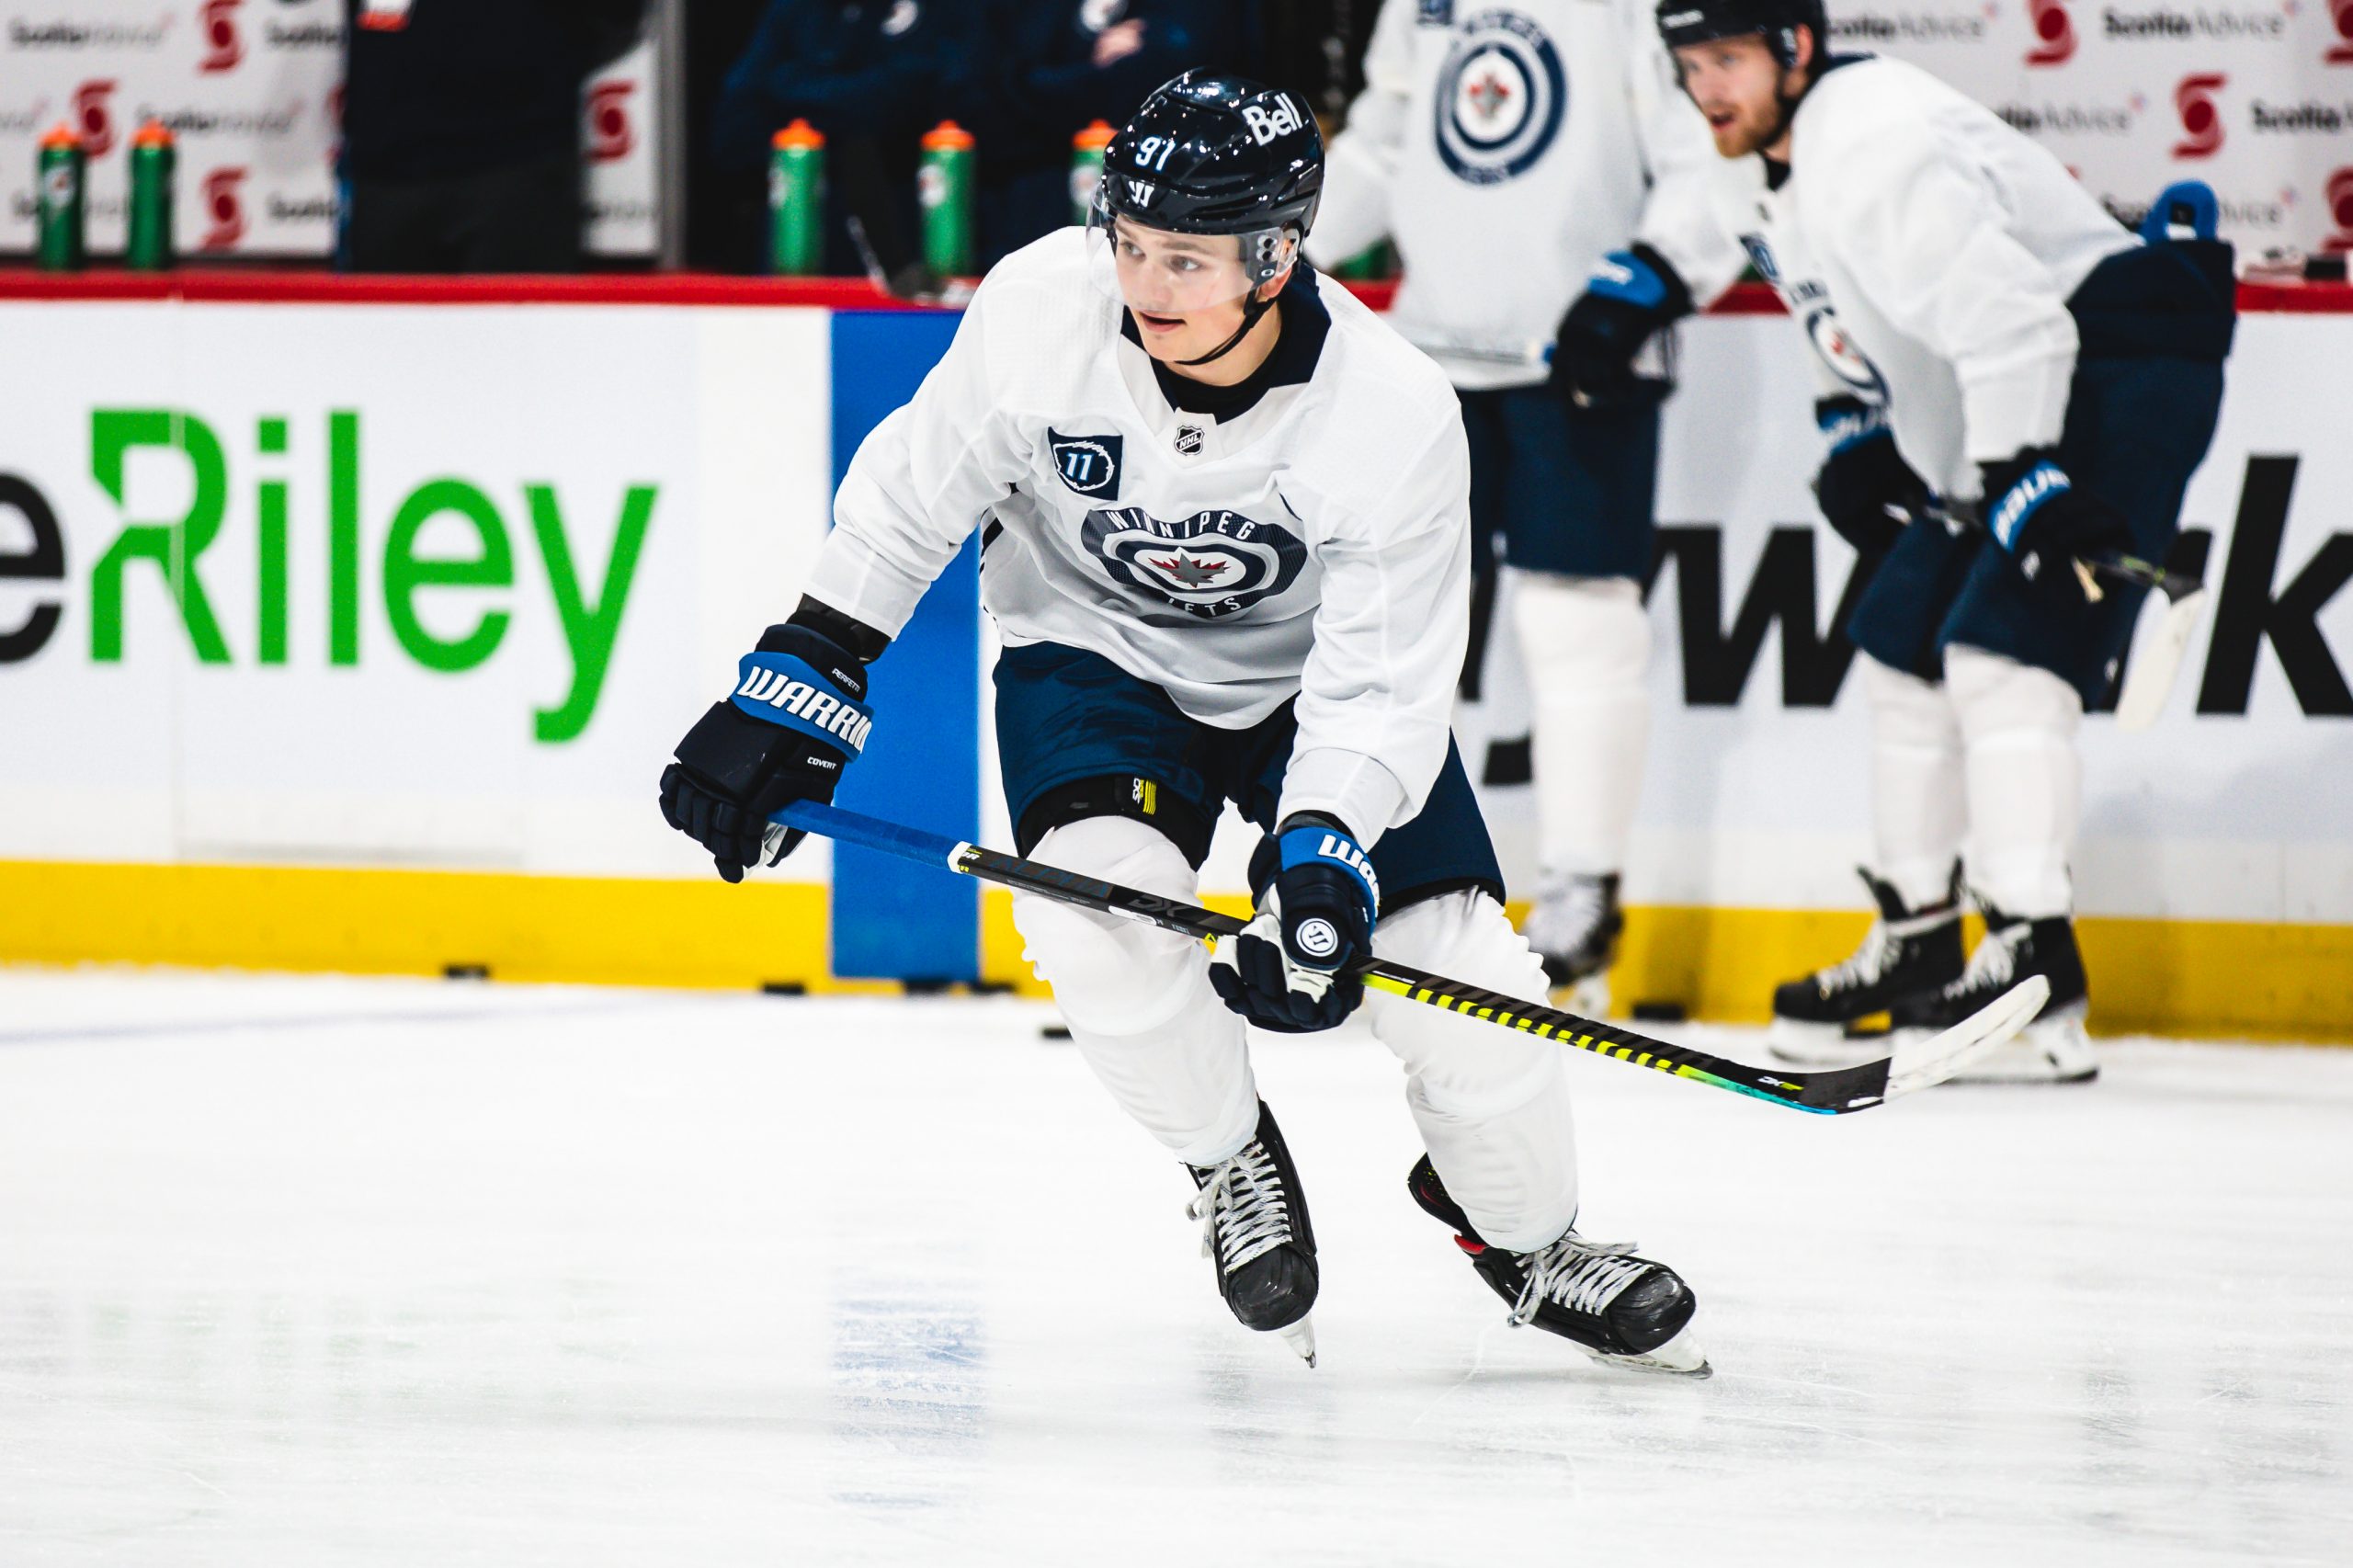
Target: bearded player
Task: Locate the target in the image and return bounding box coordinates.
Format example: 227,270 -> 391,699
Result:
1660,0 -> 2234,1082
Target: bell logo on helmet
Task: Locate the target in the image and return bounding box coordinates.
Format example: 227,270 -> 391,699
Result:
1240,97 -> 1305,146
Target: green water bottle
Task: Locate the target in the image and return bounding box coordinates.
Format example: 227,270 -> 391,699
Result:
35,122 -> 85,272
767,119 -> 825,276
126,119 -> 176,271
1069,119 -> 1113,225
918,119 -> 974,278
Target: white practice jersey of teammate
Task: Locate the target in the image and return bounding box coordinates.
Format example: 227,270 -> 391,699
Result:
1308,0 -> 1745,389
808,229 -> 1473,841
1708,55 -> 2137,500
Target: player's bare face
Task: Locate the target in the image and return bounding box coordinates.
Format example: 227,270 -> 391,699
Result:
1674,36 -> 1796,158
1112,221 -> 1256,364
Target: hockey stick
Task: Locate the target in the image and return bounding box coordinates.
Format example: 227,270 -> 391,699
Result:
1937,502 -> 2208,731
772,800 -> 2047,1116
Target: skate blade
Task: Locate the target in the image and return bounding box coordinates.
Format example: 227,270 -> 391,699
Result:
1881,976 -> 2050,1099
1587,1324 -> 1711,1379
1276,1315 -> 1317,1369
1929,1016 -> 2099,1085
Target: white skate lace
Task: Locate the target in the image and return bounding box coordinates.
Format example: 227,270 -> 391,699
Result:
1814,921 -> 1894,995
1509,1233 -> 1649,1327
1523,871 -> 1610,959
1188,1142 -> 1294,1276
1942,920 -> 2025,999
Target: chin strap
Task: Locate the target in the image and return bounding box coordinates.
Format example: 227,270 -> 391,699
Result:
1177,290 -> 1278,368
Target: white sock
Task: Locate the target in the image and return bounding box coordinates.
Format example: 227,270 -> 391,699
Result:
1012,816 -> 1257,1166
1947,643 -> 2082,920
1511,571 -> 1651,879
1860,654 -> 1966,911
1366,890 -> 1578,1253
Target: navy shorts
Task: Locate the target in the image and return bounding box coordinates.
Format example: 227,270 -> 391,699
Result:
994,642 -> 1504,915
1460,385 -> 1660,583
1848,247 -> 2230,704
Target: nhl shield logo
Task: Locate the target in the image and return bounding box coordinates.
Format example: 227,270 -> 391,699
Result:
1174,424 -> 1205,456
1080,506 -> 1309,620
1049,428 -> 1124,499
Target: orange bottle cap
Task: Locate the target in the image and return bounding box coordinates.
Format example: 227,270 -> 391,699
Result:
1074,119 -> 1114,152
922,119 -> 975,151
773,119 -> 824,151
40,122 -> 80,151
132,119 -> 174,149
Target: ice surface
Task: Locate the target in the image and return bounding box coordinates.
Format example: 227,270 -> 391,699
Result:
3,967 -> 2349,1566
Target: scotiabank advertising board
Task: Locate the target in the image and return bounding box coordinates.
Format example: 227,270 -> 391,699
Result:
0,0 -> 659,256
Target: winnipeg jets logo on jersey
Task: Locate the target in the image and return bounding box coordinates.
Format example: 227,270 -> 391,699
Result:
1433,10 -> 1567,187
1049,429 -> 1123,498
1803,308 -> 1891,405
1080,506 -> 1309,620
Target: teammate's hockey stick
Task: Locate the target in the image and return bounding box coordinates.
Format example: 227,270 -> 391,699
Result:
1937,501 -> 2208,731
771,800 -> 2047,1116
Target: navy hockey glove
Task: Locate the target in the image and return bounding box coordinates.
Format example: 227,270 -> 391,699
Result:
1813,398 -> 1931,557
1980,449 -> 2133,608
1551,244 -> 1692,412
1210,816 -> 1379,1034
659,620 -> 875,882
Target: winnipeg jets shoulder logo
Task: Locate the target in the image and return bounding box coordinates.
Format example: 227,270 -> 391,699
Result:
1803,308 -> 1890,405
1049,428 -> 1123,498
1433,9 -> 1567,187
1080,506 -> 1309,620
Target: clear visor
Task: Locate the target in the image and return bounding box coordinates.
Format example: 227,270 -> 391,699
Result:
1085,205 -> 1297,319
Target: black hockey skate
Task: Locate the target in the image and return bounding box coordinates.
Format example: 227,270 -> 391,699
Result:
1768,865 -> 1964,1068
1188,1100 -> 1319,1365
1891,900 -> 2096,1085
1407,1155 -> 1708,1376
1525,870 -> 1621,1015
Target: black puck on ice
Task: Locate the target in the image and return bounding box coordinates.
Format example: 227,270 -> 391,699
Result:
1631,1000 -> 1687,1023
444,963 -> 491,982
1040,1023 -> 1072,1042
760,981 -> 808,996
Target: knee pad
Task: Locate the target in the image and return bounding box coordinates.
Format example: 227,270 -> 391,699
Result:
1509,572 -> 1650,687
1946,643 -> 2085,739
1012,815 -> 1204,1037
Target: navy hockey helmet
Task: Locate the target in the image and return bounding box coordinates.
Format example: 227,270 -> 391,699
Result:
1655,0 -> 1830,70
1092,71 -> 1324,291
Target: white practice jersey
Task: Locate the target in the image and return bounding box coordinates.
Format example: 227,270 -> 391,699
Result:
807,231 -> 1474,842
1308,0 -> 1745,390
1707,56 -> 2137,500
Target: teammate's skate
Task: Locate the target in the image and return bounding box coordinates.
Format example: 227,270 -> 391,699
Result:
1524,870 -> 1622,1015
1188,1101 -> 1319,1366
1892,901 -> 2096,1085
1407,1155 -> 1707,1376
1768,866 -> 1963,1067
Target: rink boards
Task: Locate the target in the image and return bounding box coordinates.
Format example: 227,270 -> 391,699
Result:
0,277 -> 2347,1039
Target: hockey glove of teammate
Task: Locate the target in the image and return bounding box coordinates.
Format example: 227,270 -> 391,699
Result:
1980,449 -> 2133,608
1209,816 -> 1379,1034
1550,244 -> 1692,412
659,619 -> 876,882
1813,398 -> 1932,558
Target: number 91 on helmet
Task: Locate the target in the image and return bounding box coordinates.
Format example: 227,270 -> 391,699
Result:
1086,71 -> 1325,366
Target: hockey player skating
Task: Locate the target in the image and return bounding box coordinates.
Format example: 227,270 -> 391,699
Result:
1308,0 -> 1744,1009
656,74 -> 1707,1374
1658,0 -> 2234,1081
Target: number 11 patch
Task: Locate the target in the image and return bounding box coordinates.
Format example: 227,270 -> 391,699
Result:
1049,429 -> 1124,500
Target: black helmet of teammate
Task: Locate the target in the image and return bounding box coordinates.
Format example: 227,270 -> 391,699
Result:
1656,0 -> 1830,70
1094,71 -> 1324,290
